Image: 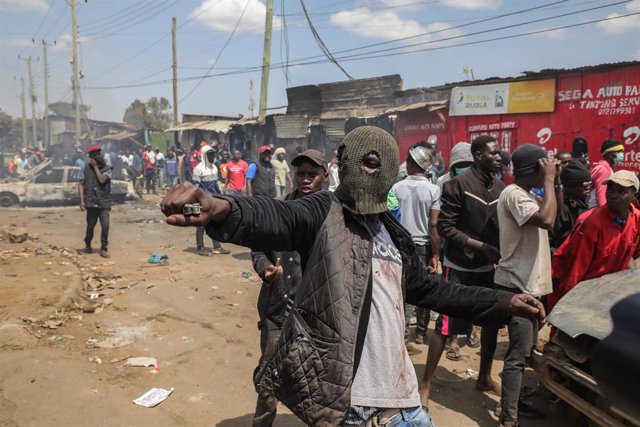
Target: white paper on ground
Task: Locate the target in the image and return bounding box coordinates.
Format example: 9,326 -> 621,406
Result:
132,387 -> 174,408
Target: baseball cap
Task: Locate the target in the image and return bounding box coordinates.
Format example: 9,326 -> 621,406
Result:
292,149 -> 327,171
259,145 -> 272,154
603,170 -> 639,191
600,139 -> 624,155
87,145 -> 101,154
512,144 -> 547,176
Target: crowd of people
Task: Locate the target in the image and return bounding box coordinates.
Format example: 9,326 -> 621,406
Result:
3,147 -> 46,177
79,127 -> 639,426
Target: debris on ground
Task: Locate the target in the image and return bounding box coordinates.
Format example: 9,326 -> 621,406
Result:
132,387 -> 174,408
125,357 -> 160,373
147,254 -> 168,264
1,226 -> 29,243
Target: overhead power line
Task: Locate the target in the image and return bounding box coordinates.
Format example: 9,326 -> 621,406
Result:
83,11 -> 639,91
299,0 -> 353,80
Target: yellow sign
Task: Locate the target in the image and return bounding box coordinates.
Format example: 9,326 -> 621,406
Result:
507,79 -> 556,114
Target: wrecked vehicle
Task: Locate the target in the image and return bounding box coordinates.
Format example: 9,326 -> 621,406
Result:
534,268 -> 640,427
0,160 -> 137,207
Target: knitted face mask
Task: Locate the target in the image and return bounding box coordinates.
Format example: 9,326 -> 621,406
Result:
334,126 -> 399,215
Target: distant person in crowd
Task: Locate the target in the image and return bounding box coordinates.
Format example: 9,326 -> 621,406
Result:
436,142 -> 473,189
551,170 -> 640,310
551,160 -> 592,250
270,148 -> 292,199
427,141 -> 445,178
495,144 -> 561,427
328,149 -> 340,192
496,150 -> 513,184
154,147 -> 165,188
217,149 -> 230,192
572,136 -> 589,166
555,150 -> 573,167
589,139 -> 624,208
165,150 -> 178,188
226,149 -> 249,196
74,149 -> 85,169
635,173 -> 640,209
189,142 -> 201,173
420,135 -> 505,406
250,149 -> 328,427
247,146 -> 275,198
397,141 -> 437,183
142,145 -> 156,194
391,146 -> 442,355
131,149 -> 143,190
176,149 -> 186,184
78,145 -> 113,259
192,145 -> 230,256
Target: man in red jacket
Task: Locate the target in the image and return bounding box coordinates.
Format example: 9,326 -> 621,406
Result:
551,170 -> 640,310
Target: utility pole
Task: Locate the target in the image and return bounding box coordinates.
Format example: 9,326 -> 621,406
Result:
171,17 -> 178,127
20,77 -> 28,149
25,57 -> 40,149
42,40 -> 50,147
70,0 -> 81,146
258,0 -> 273,122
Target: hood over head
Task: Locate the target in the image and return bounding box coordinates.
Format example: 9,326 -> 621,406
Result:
449,142 -> 473,168
200,145 -> 215,168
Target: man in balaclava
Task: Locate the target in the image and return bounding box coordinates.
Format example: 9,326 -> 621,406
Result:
159,126 -> 546,426
78,145 -> 112,258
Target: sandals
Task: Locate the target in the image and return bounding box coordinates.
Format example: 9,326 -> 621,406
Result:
466,332 -> 480,348
445,346 -> 461,361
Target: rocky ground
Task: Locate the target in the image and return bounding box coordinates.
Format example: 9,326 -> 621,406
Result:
0,196 -> 569,427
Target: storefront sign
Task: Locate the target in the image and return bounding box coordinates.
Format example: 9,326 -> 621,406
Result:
449,80 -> 555,116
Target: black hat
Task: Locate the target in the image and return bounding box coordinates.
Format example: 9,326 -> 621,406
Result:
512,144 -> 547,176
292,149 -> 327,171
560,159 -> 591,185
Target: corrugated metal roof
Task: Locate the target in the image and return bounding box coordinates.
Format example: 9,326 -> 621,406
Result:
385,100 -> 448,114
286,85 -> 322,117
274,115 -> 309,139
321,119 -> 346,137
165,119 -> 239,133
319,75 -> 402,119
96,131 -> 142,141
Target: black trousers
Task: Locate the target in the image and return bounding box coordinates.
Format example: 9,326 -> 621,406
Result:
253,318 -> 282,427
84,208 -> 110,250
196,227 -> 222,250
144,168 -> 155,193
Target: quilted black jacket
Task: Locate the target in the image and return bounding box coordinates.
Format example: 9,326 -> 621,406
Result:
207,191 -> 512,426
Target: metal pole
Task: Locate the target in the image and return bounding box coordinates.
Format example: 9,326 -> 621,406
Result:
172,17 -> 178,127
258,0 -> 273,122
21,77 -> 28,149
27,57 -> 39,149
43,40 -> 50,147
71,0 -> 81,146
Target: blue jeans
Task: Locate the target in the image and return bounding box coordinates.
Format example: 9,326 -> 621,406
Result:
343,406 -> 435,426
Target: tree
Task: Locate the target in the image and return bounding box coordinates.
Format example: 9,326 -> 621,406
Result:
122,97 -> 172,130
48,102 -> 90,117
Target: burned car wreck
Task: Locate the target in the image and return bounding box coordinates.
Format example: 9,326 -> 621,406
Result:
0,160 -> 137,207
534,268 -> 640,427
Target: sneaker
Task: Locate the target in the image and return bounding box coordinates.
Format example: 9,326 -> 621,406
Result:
100,249 -> 110,258
84,246 -> 93,254
212,248 -> 230,255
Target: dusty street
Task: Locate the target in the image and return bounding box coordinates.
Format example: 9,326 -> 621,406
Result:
1,198 -> 568,427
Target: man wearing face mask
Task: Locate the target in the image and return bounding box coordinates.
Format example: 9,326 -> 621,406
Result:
160,126 -> 545,426
589,139 -> 625,208
436,142 -> 473,189
78,145 -> 112,258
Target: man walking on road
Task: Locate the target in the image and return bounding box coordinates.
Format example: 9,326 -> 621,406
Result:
250,149 -> 328,427
495,144 -> 561,427
420,135 -> 505,406
271,147 -> 292,199
142,145 -> 156,194
78,145 -> 112,259
247,146 -> 276,197
160,126 -> 545,426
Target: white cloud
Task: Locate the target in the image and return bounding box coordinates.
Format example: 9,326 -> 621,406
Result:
190,0 -> 280,35
378,0 -> 425,10
51,33 -> 92,52
0,0 -> 48,12
330,8 -> 463,44
440,0 -> 502,10
535,27 -> 569,40
597,0 -> 640,34
633,49 -> 640,61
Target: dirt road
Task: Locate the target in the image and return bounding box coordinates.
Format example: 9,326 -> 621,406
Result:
0,198 -> 567,427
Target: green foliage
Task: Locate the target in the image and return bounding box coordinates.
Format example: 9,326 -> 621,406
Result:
123,97 -> 172,130
48,102 -> 90,117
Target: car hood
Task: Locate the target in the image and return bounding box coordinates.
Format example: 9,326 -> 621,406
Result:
548,268 -> 640,340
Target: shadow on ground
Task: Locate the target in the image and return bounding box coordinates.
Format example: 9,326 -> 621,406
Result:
217,413 -> 303,426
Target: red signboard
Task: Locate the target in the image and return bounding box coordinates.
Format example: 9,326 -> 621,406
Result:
395,64 -> 640,173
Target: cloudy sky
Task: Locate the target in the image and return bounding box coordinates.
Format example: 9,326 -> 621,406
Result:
0,0 -> 638,123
